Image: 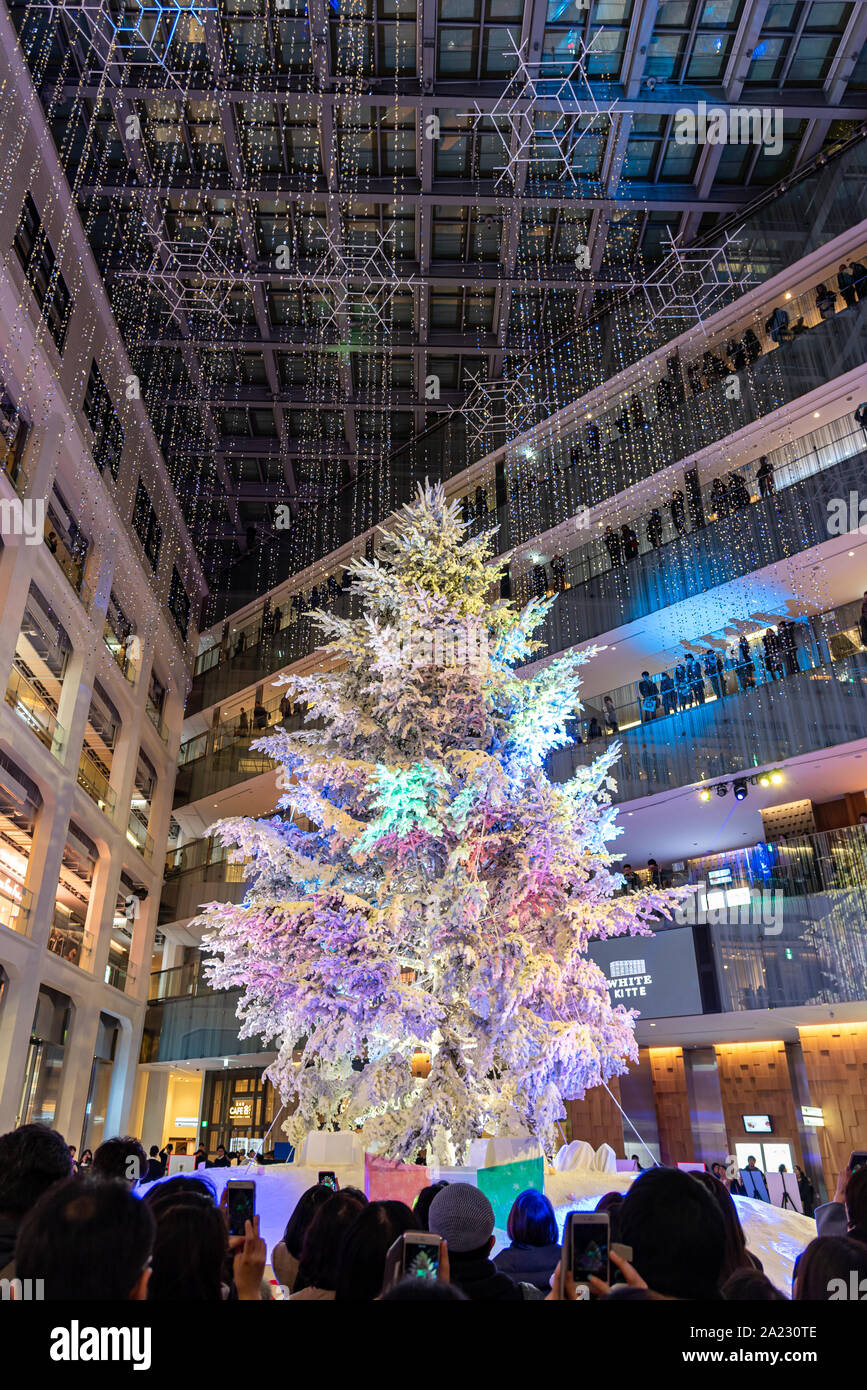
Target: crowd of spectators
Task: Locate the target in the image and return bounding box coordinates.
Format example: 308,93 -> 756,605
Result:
2,1121 -> 865,1302
568,617 -> 813,746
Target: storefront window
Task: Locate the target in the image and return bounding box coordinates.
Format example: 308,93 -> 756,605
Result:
200,1067 -> 277,1152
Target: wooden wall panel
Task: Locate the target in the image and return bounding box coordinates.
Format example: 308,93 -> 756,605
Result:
714,1040 -> 803,1170
649,1047 -> 694,1165
799,1023 -> 867,1190
565,1076 -> 624,1153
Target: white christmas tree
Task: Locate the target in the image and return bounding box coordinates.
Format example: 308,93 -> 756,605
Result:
197,483 -> 682,1162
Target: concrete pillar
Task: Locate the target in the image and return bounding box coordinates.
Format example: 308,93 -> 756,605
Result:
0,955 -> 42,1130
140,1070 -> 170,1149
54,633 -> 98,779
88,848 -> 125,985
103,1014 -> 139,1138
26,781 -> 75,948
53,997 -> 101,1145
82,849 -> 123,976
683,1046 -> 729,1167
0,419 -> 64,670
21,413 -> 65,507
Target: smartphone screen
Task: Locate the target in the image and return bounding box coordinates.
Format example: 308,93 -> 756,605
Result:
226,1182 -> 255,1237
570,1218 -> 609,1284
401,1238 -> 442,1281
318,1170 -> 338,1190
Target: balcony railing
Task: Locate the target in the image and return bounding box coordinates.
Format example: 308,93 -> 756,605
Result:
516,416 -> 867,605
145,696 -> 169,742
5,664 -> 65,759
126,809 -> 154,861
173,737 -> 279,807
0,876 -> 32,936
179,697 -> 308,768
105,958 -> 134,992
149,959 -> 213,1002
47,909 -> 89,967
102,619 -> 137,685
140,986 -> 272,1064
159,836 -> 251,925
550,606 -> 867,801
574,597 -> 861,741
44,523 -> 89,599
77,750 -> 117,819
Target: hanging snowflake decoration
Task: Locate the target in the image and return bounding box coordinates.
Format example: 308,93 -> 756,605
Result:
638,228 -> 756,334
461,30 -> 619,193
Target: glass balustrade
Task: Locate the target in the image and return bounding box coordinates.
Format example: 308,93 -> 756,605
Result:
5,663 -> 65,758
518,416 -> 867,604
178,697 -> 309,768
550,602 -> 867,799
0,876 -> 32,936
105,959 -> 134,992
145,696 -> 169,741
140,986 -> 273,1064
47,907 -> 89,967
126,809 -> 154,861
149,960 -> 213,1003
102,617 -> 137,684
77,749 -> 117,819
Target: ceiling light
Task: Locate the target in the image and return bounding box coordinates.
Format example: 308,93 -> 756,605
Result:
758,772 -> 771,787
716,783 -> 728,798
699,787 -> 712,802
733,779 -> 748,802
770,770 -> 783,785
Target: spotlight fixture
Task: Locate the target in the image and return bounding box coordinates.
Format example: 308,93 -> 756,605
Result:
758,772 -> 771,787
699,787 -> 712,802
716,783 -> 728,798
733,779 -> 748,802
770,770 -> 784,785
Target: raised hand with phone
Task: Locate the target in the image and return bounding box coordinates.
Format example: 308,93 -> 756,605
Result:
221,1181 -> 266,1299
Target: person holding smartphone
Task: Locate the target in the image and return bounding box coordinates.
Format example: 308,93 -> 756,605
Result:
427,1185 -> 543,1300
815,1162 -> 867,1243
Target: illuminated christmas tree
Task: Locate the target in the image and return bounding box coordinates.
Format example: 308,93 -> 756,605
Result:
198,483 -> 681,1163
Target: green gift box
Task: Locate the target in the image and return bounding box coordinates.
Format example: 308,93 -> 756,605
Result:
477,1157 -> 545,1231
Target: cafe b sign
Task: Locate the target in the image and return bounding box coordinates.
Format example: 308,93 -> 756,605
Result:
228,1100 -> 253,1122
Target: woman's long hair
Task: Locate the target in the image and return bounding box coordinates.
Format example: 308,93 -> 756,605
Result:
690,1171 -> 757,1281
148,1198 -> 228,1301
